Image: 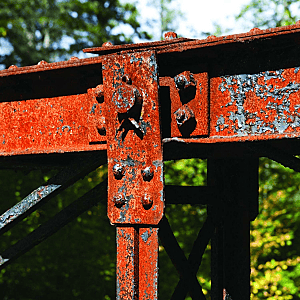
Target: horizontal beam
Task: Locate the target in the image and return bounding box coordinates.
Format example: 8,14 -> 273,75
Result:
0,179 -> 107,269
244,143 -> 300,173
0,152 -> 106,235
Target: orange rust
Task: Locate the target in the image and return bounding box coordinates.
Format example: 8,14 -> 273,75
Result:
103,51 -> 163,225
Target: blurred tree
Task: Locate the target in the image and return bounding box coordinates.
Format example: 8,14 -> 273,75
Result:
146,0 -> 184,40
236,0 -> 299,29
0,0 -> 150,68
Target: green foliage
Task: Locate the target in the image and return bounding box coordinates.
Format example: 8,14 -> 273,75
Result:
160,159 -> 210,298
250,158 -> 300,299
0,166 -> 117,300
237,0 -> 299,29
146,0 -> 185,40
0,0 -> 150,68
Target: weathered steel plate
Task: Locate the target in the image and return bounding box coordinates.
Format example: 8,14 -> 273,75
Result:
103,51 -> 164,225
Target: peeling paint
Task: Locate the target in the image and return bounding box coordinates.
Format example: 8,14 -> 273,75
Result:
212,67 -> 300,137
0,184 -> 61,229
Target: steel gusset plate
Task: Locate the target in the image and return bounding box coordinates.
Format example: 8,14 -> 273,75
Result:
103,51 -> 164,225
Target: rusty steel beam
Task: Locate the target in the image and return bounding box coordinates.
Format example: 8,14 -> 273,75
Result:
0,179 -> 107,269
171,216 -> 214,299
0,152 -> 106,235
116,226 -> 159,299
2,20 -> 300,300
1,23 -> 300,158
158,216 -> 206,299
208,158 -> 259,300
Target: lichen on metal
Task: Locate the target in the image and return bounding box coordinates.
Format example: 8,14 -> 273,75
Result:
0,184 -> 61,229
211,67 -> 300,138
103,51 -> 164,225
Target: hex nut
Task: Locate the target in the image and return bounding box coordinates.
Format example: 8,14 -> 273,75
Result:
141,194 -> 153,210
141,166 -> 154,181
112,164 -> 125,179
174,105 -> 195,127
174,71 -> 195,90
113,194 -> 126,208
164,32 -> 178,40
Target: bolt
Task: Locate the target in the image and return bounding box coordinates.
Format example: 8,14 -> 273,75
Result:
112,164 -> 125,179
175,109 -> 186,123
102,41 -> 113,47
95,84 -> 104,103
175,75 -> 187,89
97,127 -> 106,136
113,194 -> 126,208
141,167 -> 154,181
164,32 -> 178,40
174,71 -> 195,90
141,194 -> 153,210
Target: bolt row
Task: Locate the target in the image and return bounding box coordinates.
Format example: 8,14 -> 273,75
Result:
112,164 -> 154,210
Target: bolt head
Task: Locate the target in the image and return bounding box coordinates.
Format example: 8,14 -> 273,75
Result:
174,74 -> 187,89
112,164 -> 125,179
113,194 -> 126,208
97,127 -> 106,136
141,167 -> 154,181
164,32 -> 178,40
141,194 -> 153,210
102,41 -> 113,47
175,109 -> 186,123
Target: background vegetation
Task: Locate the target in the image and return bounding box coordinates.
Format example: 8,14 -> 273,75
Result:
0,0 -> 300,299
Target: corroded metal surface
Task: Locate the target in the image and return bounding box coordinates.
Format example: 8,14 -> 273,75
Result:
211,67 -> 300,139
103,51 -> 163,225
0,91 -> 106,155
116,227 -> 158,300
0,185 -> 60,230
84,22 -> 300,56
3,21 -> 300,300
160,72 -> 208,137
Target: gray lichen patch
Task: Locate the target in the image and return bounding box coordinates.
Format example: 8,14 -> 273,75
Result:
214,68 -> 300,136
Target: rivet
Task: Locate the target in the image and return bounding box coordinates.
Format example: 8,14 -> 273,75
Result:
102,41 -> 113,47
206,35 -> 216,40
113,194 -> 126,208
141,167 -> 154,181
97,127 -> 106,136
38,60 -> 48,65
112,164 -> 125,179
175,109 -> 186,123
163,32 -> 178,40
249,27 -> 262,33
69,56 -> 79,61
8,65 -> 18,70
141,194 -> 153,210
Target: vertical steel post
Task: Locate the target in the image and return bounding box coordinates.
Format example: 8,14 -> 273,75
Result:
102,51 -> 163,299
209,157 -> 258,300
